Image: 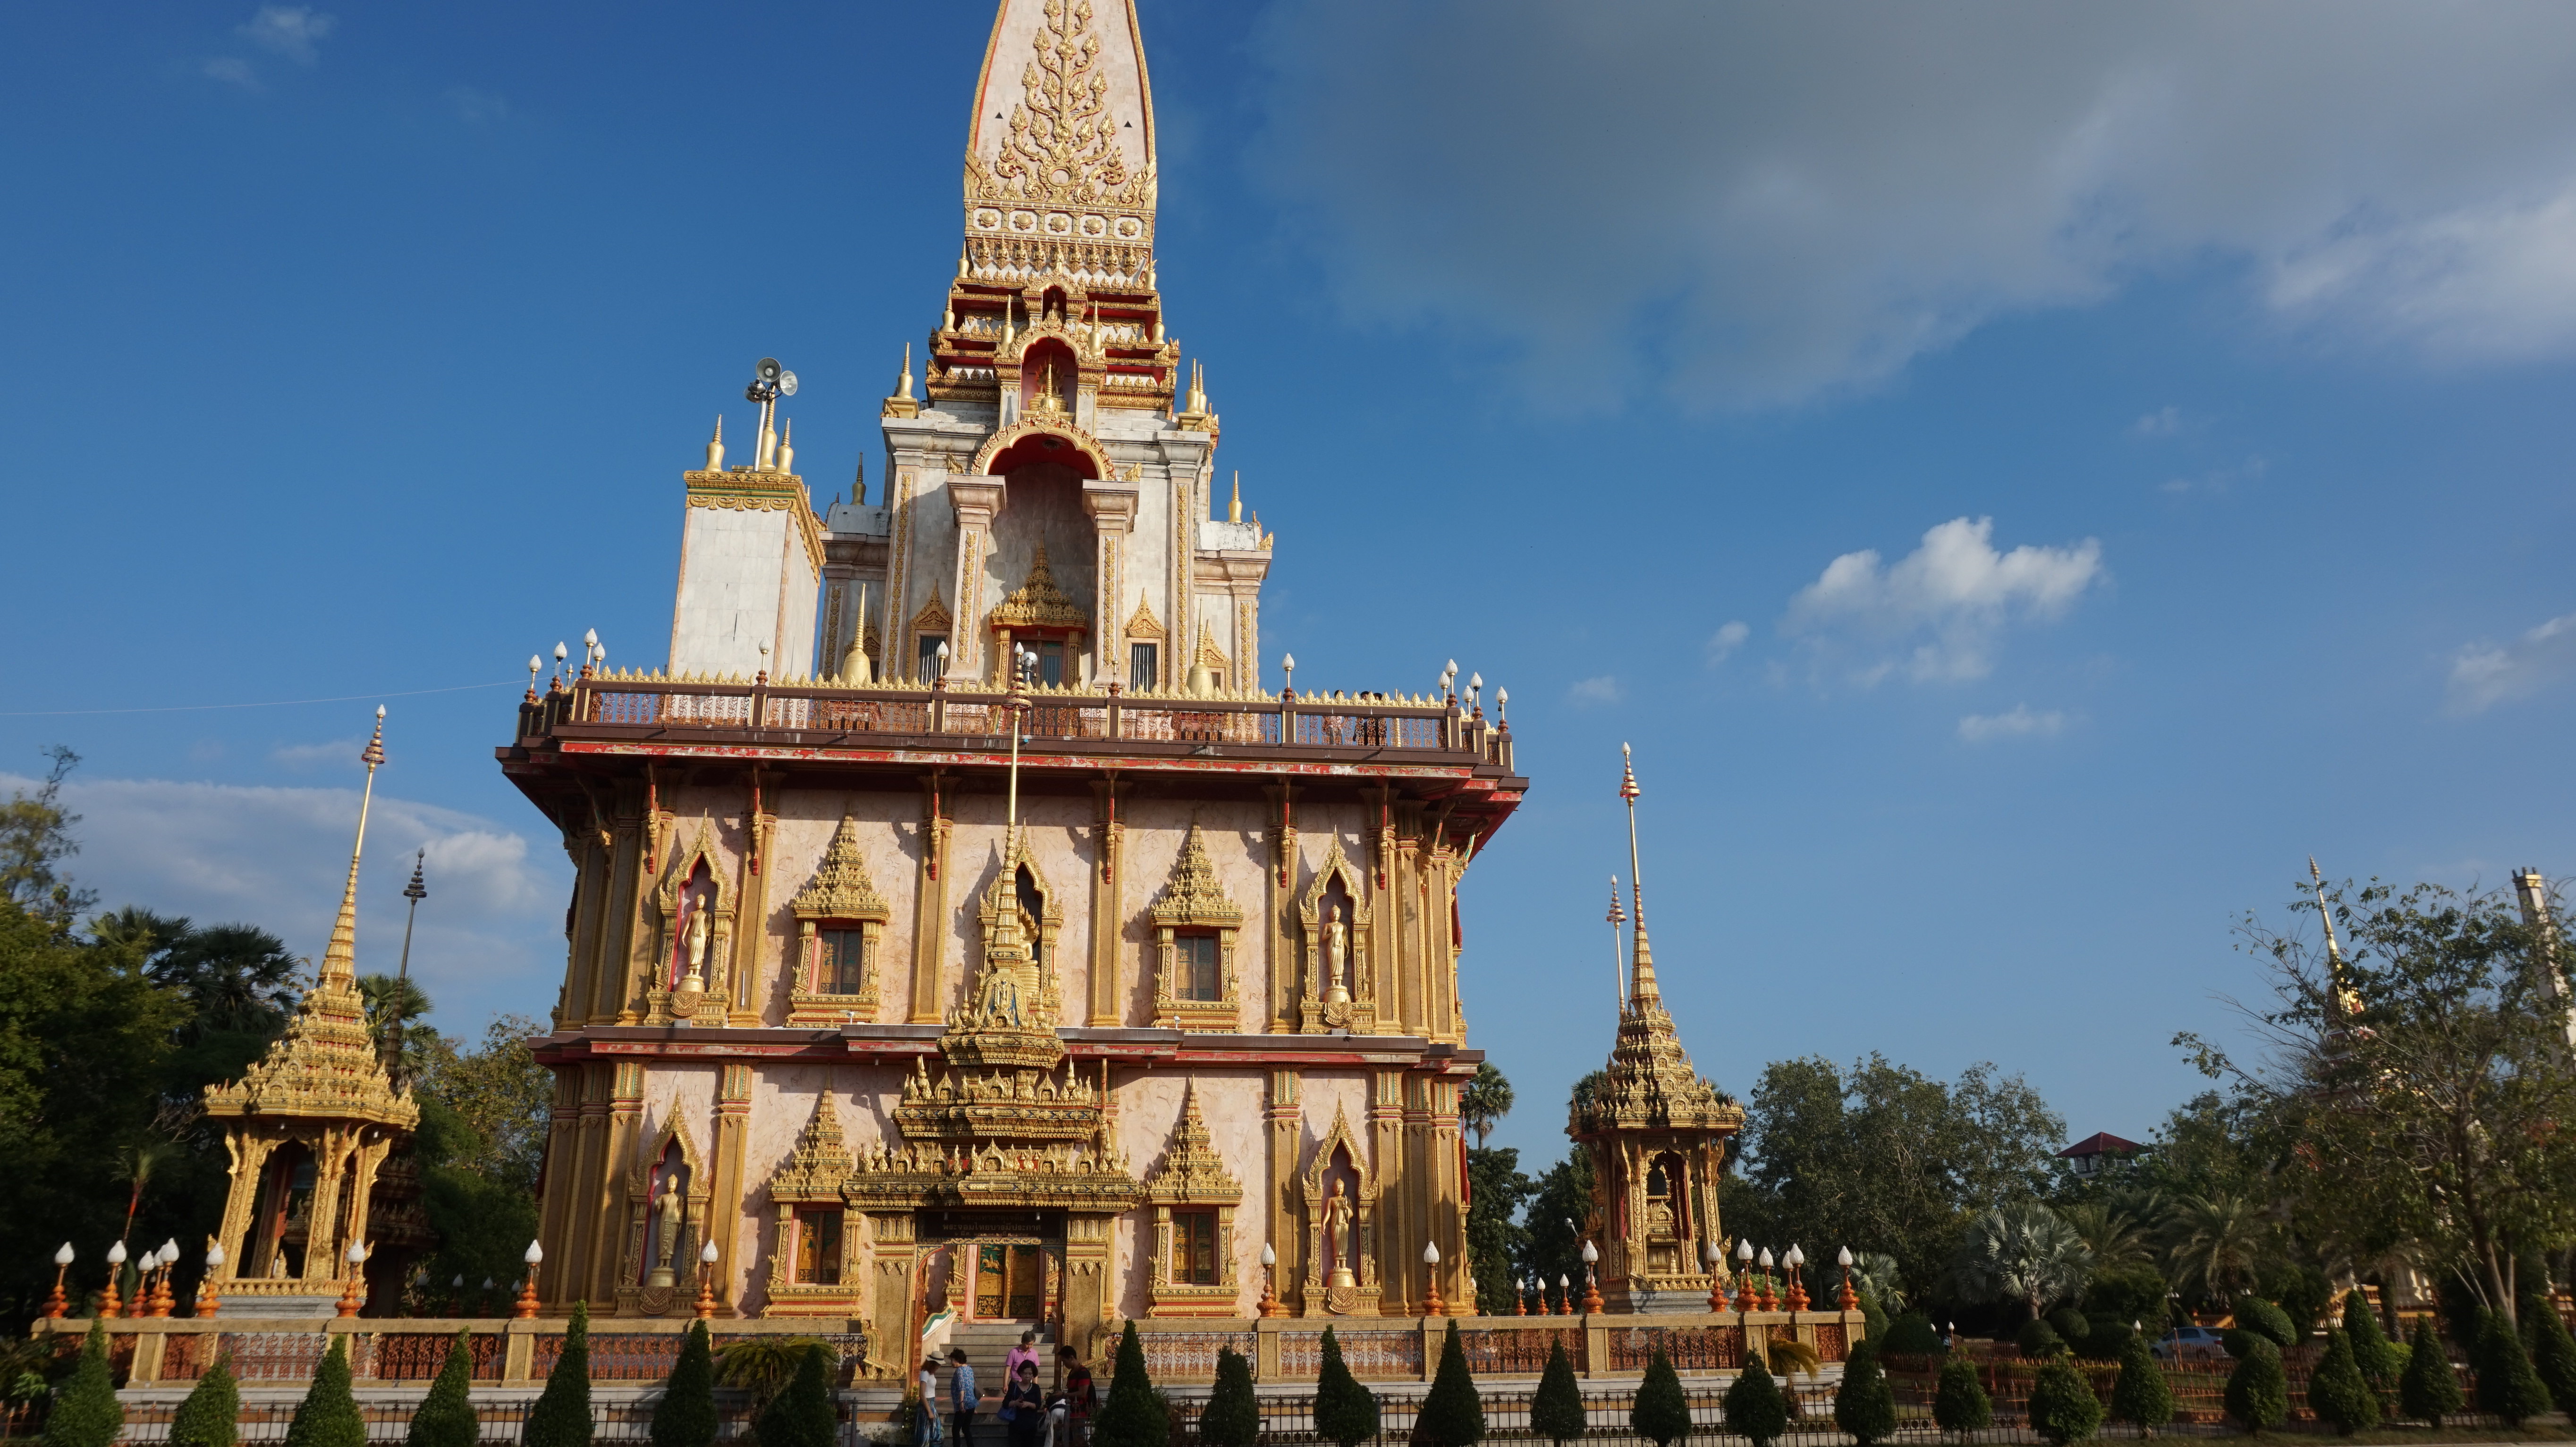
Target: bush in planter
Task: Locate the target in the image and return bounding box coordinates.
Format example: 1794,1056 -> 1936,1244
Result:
2016,1318 -> 2066,1358
2397,1318 -> 2462,1427
2305,1329 -> 2379,1437
1415,1319 -> 1483,1447
42,1319 -> 124,1447
2026,1357 -> 2104,1446
1629,1345 -> 1689,1447
651,1321 -> 717,1447
525,1301 -> 594,1447
1199,1347 -> 1258,1447
168,1354 -> 240,1447
1311,1327 -> 1378,1447
1931,1355 -> 1991,1439
2109,1332 -> 2172,1436
1530,1338 -> 1587,1447
1723,1355 -> 1789,1447
2339,1291 -> 2400,1388
1832,1342 -> 1898,1447
407,1332 -> 479,1447
2222,1337 -> 2287,1433
284,1337 -> 365,1447
2471,1308 -> 2551,1427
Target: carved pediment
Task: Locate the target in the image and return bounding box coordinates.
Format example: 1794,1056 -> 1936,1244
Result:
1124,592 -> 1164,641
1150,824 -> 1242,928
990,545 -> 1089,631
770,1095 -> 852,1202
791,816 -> 889,921
1144,1081 -> 1240,1205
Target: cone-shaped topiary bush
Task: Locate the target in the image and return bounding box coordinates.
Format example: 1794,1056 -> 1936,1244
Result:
285,1336 -> 365,1447
2108,1331 -> 2172,1436
1880,1313 -> 1943,1359
651,1321 -> 716,1447
1629,1345 -> 1689,1447
43,1319 -> 125,1447
1834,1341 -> 1898,1446
1530,1338 -> 1586,1447
406,1332 -> 479,1447
1724,1355 -> 1789,1447
169,1354 -> 240,1447
525,1301 -> 594,1447
1932,1355 -> 1991,1439
2305,1329 -> 2379,1437
2223,1337 -> 2287,1434
2230,1296 -> 2298,1352
1415,1319 -> 1483,1447
1200,1347 -> 1258,1447
1093,1321 -> 1166,1447
2339,1291 -> 2400,1388
754,1346 -> 835,1447
2472,1308 -> 2552,1427
2026,1357 -> 2104,1446
1312,1327 -> 1378,1447
2525,1295 -> 2576,1416
2017,1319 -> 2066,1358
2397,1318 -> 2462,1427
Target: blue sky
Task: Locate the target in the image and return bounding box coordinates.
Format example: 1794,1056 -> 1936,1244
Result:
8,1 -> 2576,1171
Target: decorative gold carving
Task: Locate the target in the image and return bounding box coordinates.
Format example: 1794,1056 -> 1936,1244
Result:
1296,836 -> 1377,1035
973,0 -> 1150,210
616,1112 -> 712,1317
911,587 -> 954,638
1299,1104 -> 1381,1318
990,544 -> 1090,631
788,816 -> 890,1023
1151,824 -> 1243,1031
683,469 -> 826,576
771,1094 -> 852,1202
792,815 -> 890,919
970,417 -> 1116,480
646,822 -> 733,1027
1123,592 -> 1164,642
1145,1082 -> 1242,1317
1193,621 -> 1229,672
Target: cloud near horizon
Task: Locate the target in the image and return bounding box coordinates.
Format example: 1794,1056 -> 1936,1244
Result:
1253,0 -> 2576,408
1787,517 -> 2103,685
2447,611 -> 2576,715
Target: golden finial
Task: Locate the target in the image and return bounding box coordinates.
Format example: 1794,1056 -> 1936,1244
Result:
705,415 -> 725,471
896,342 -> 915,401
1228,471 -> 1242,524
777,417 -> 795,474
1619,743 -> 1659,1004
1607,875 -> 1627,1011
320,707 -> 387,984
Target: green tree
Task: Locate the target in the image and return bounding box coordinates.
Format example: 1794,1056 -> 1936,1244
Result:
43,1319 -> 125,1447
2526,1292 -> 2576,1415
525,1301 -> 594,1447
2304,1330 -> 2379,1437
2108,1332 -> 2173,1435
1629,1345 -> 1688,1447
1529,1338 -> 1586,1447
1464,1144 -> 1532,1319
1833,1341 -> 1898,1445
2163,1193 -> 2271,1308
1092,1322 -> 1165,1447
1950,1203 -> 2092,1322
2081,1262 -> 2169,1331
1931,1355 -> 1991,1438
169,1354 -> 240,1447
651,1321 -> 717,1447
2471,1307 -> 2551,1427
1311,1327 -> 1378,1447
1199,1347 -> 1258,1447
2339,1290 -> 2400,1387
407,1332 -> 478,1447
2398,1319 -> 2462,1426
2,748 -> 97,926
1880,1312 -> 1942,1358
754,1346 -> 834,1447
1415,1319 -> 1482,1447
285,1337 -> 365,1447
1521,1131 -> 1598,1294
1460,1062 -> 1514,1147
1723,1356 -> 1788,1447
2026,1357 -> 2104,1446
411,1015 -> 550,1297
2222,1337 -> 2287,1433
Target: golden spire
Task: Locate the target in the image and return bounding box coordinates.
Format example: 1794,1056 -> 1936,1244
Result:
897,343 -> 915,401
1620,742 -> 1659,1005
778,417 -> 796,474
1607,875 -> 1627,1011
2311,856 -> 2361,1022
319,707 -> 386,984
1228,471 -> 1242,524
705,415 -> 725,471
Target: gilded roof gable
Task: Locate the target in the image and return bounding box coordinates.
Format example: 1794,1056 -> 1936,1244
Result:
1150,823 -> 1242,927
991,544 -> 1089,630
1144,1081 -> 1239,1203
792,815 -> 890,920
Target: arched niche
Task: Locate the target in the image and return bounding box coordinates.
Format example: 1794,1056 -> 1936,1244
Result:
971,830 -> 1068,1023
616,1110 -> 712,1317
1297,836 -> 1377,1034
648,822 -> 734,1026
1297,1104 -> 1381,1317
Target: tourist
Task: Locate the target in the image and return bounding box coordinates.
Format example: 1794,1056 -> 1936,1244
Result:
1001,1360 -> 1046,1447
1056,1346 -> 1094,1447
949,1347 -> 979,1447
918,1357 -> 943,1447
1006,1329 -> 1042,1383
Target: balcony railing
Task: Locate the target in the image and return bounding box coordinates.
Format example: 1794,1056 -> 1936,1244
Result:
516,672 -> 1513,770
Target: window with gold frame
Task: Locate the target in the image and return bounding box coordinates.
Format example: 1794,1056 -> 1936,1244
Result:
1149,824 -> 1242,1031
787,815 -> 890,1023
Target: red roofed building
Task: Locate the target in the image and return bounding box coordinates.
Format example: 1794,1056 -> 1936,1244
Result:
2057,1132 -> 2144,1178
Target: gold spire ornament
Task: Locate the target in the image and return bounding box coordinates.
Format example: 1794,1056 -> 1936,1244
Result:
705,416 -> 725,471
1607,875 -> 1627,1010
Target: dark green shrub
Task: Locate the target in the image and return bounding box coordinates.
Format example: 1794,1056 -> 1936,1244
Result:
525,1301 -> 594,1447
2016,1318 -> 2066,1358
407,1332 -> 478,1447
43,1320 -> 124,1447
1723,1356 -> 1788,1447
1531,1338 -> 1585,1446
1629,1345 -> 1689,1447
2026,1357 -> 2104,1446
651,1321 -> 716,1447
1415,1319 -> 1483,1447
2339,1291 -> 2399,1387
2079,1319 -> 2134,1361
2262,1265 -> 2330,1343
2109,1333 -> 2172,1435
1093,1321 -> 1167,1447
2046,1308 -> 2091,1347
1200,1347 -> 1258,1447
2230,1296 -> 2297,1352
285,1337 -> 365,1447
2397,1319 -> 2462,1427
1833,1342 -> 1898,1446
1312,1327 -> 1378,1447
1857,1290 -> 1890,1345
168,1354 -> 239,1447
2083,1267 -> 2169,1329
2222,1337 -> 2287,1433
2526,1295 -> 2576,1415
1879,1312 -> 1942,1358
2472,1308 -> 2551,1427
2304,1329 -> 2378,1437
754,1346 -> 833,1447
1932,1355 -> 1991,1438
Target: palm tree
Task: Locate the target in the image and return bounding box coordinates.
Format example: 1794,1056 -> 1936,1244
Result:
2164,1193 -> 2270,1305
2060,1191 -> 2165,1272
152,923 -> 304,1034
113,1140 -> 182,1246
1462,1062 -> 1515,1148
1950,1203 -> 2093,1320
1850,1252 -> 1909,1312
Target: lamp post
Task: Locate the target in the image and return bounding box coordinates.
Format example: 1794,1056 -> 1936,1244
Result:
1555,1273 -> 1571,1317
1705,1240 -> 1727,1313
42,1243 -> 73,1319
1420,1242 -> 1444,1318
1784,1244 -> 1808,1312
198,1242 -> 224,1318
1836,1246 -> 1859,1311
1755,1248 -> 1776,1312
515,1241 -> 544,1319
1736,1238 -> 1755,1313
102,1241 -> 127,1319
151,1240 -> 179,1317
1258,1244 -> 1280,1318
448,1275 -> 465,1318
1579,1240 -> 1602,1314
337,1241 -> 370,1318
694,1239 -> 720,1320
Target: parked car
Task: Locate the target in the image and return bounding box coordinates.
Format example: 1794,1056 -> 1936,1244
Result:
2154,1327 -> 2229,1362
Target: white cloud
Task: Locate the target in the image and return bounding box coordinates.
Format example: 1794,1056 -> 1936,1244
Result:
239,5 -> 335,64
201,56 -> 259,90
2447,611 -> 2576,714
1705,620 -> 1751,664
2130,406 -> 2185,438
1958,705 -> 2068,742
2160,454 -> 2268,496
271,738 -> 362,771
447,87 -> 508,124
1787,517 -> 2104,683
1251,1 -> 2576,407
1568,674 -> 1623,706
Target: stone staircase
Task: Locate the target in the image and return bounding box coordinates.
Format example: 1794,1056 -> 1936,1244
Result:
942,1320 -> 1053,1409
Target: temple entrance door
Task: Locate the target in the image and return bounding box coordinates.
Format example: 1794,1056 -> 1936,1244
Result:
973,1243 -> 1048,1321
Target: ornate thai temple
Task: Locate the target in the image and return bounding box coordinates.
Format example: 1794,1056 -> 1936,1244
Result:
494,0 -> 1526,1357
